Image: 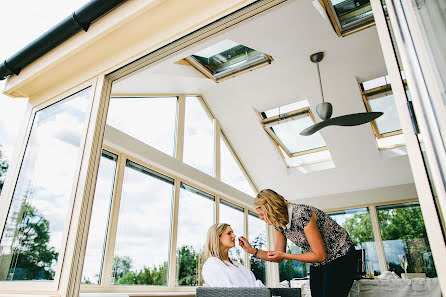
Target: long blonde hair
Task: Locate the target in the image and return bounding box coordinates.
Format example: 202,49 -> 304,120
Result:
204,223 -> 231,263
254,189 -> 289,228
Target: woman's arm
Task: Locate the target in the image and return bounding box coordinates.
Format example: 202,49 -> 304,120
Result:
267,212 -> 327,263
238,229 -> 287,262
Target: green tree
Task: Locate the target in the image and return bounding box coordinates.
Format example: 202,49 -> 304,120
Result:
6,203 -> 58,280
112,255 -> 132,281
177,245 -> 202,286
250,234 -> 266,283
0,146 -> 8,194
342,213 -> 374,246
342,207 -> 435,277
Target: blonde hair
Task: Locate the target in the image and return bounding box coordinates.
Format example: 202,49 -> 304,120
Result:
204,223 -> 231,264
254,189 -> 289,228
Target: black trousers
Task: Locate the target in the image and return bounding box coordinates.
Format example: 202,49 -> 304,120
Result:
309,248 -> 356,297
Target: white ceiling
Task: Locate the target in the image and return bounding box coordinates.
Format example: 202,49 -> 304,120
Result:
112,0 -> 414,201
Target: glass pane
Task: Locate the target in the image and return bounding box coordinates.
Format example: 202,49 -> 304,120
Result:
248,211 -> 267,284
328,208 -> 380,275
191,40 -> 270,79
176,184 -> 214,286
107,97 -> 177,157
368,93 -> 402,134
82,151 -> 117,284
112,161 -> 174,285
330,0 -> 374,33
279,241 -> 309,281
270,116 -> 327,154
219,200 -> 245,264
183,96 -> 214,176
220,136 -> 255,197
377,202 -> 437,277
0,88 -> 92,281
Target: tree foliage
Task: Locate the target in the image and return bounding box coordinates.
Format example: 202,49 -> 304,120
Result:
250,234 -> 266,284
6,203 -> 58,280
111,245 -> 202,286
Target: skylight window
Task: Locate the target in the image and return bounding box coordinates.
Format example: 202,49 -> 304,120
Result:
360,75 -> 405,149
261,100 -> 332,167
185,39 -> 273,82
319,0 -> 375,36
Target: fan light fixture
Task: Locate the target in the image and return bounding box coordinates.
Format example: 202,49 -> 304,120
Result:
300,52 -> 383,136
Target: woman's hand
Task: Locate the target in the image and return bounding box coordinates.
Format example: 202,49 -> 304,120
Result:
238,236 -> 256,254
267,250 -> 286,263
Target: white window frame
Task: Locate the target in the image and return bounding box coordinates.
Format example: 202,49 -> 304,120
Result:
0,79 -> 98,293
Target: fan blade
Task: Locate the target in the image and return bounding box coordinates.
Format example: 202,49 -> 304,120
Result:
300,120 -> 332,136
300,112 -> 383,136
327,112 -> 383,126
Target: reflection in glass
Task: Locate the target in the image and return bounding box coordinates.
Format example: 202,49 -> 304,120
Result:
279,241 -> 309,281
0,87 -> 92,281
183,96 -> 214,176
377,202 -> 437,277
248,211 -> 267,284
188,39 -> 272,81
112,161 -> 174,285
328,208 -> 380,275
107,97 -> 177,156
176,184 -> 214,286
220,134 -> 255,197
329,0 -> 374,34
82,151 -> 117,284
219,200 -> 245,264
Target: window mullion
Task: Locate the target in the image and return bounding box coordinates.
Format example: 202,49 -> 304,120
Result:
267,225 -> 279,287
100,153 -> 126,286
175,95 -> 186,161
214,119 -> 221,180
244,208 -> 249,269
168,179 -> 181,288
369,205 -> 387,273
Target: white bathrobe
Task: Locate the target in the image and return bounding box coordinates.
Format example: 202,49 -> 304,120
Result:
201,257 -> 265,287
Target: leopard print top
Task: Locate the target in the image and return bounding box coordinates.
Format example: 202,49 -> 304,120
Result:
275,203 -> 354,267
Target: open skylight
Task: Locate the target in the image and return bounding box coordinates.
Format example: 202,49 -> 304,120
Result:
360,75 -> 405,149
185,39 -> 273,82
319,0 -> 375,36
261,100 -> 332,167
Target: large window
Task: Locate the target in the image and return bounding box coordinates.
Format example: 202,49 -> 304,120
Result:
183,96 -> 214,176
107,97 -> 178,157
176,184 -> 215,286
279,241 -> 309,281
377,202 -> 437,277
112,161 -> 174,285
248,211 -> 267,284
0,88 -> 92,281
220,132 -> 255,196
82,151 -> 118,284
219,200 -> 245,264
329,208 -> 380,275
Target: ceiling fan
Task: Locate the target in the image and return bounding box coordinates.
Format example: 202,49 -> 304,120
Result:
300,52 -> 383,136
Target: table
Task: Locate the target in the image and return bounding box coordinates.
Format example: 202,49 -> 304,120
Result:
290,278 -> 441,297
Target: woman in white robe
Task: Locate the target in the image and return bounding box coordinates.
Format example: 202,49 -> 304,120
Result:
201,223 -> 265,287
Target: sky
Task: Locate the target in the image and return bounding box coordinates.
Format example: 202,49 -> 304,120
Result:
0,0 -> 89,162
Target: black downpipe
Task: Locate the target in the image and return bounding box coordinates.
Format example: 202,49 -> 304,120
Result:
0,0 -> 127,80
